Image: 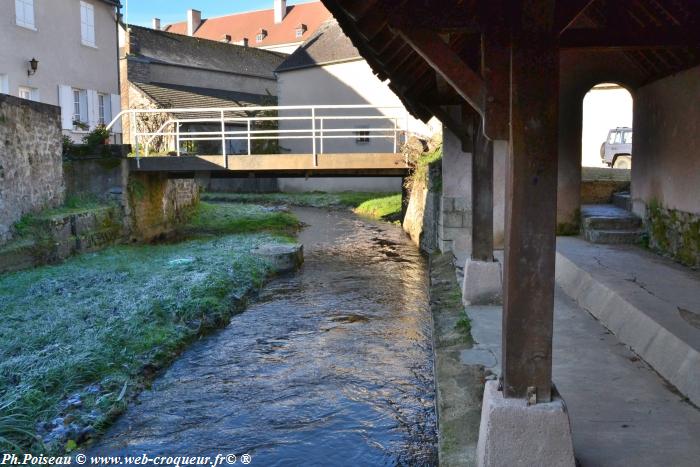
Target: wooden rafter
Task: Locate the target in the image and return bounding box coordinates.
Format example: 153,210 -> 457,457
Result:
555,0 -> 597,33
560,26 -> 700,49
394,26 -> 485,116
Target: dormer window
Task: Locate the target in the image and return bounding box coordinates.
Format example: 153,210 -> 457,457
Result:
295,24 -> 307,38
256,29 -> 267,42
221,34 -> 231,43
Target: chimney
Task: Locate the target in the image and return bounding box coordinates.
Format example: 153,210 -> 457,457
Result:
152,18 -> 161,30
274,0 -> 287,24
187,9 -> 201,36
237,37 -> 249,47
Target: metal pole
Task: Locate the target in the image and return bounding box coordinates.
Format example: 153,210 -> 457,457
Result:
176,122 -> 181,157
393,117 -> 398,153
311,107 -> 317,166
320,117 -> 324,154
221,110 -> 227,168
247,119 -> 251,155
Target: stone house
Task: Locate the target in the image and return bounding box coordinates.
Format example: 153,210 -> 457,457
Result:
0,0 -> 122,141
119,25 -> 286,155
160,1 -> 332,55
275,20 -> 439,192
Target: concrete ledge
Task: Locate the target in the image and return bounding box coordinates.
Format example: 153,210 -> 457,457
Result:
462,259 -> 503,306
556,238 -> 700,407
476,381 -> 575,467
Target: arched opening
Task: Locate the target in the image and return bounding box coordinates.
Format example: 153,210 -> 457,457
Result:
581,83 -> 633,169
579,83 -> 641,245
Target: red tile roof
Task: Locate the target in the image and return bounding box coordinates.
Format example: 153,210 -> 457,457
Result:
163,2 -> 332,49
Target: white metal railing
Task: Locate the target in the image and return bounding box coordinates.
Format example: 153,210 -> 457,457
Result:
105,105 -> 413,168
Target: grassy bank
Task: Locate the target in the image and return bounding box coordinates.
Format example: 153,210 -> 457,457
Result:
0,202 -> 300,453
202,191 -> 403,221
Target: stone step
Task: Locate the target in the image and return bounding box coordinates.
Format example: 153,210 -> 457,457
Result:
583,228 -> 646,245
612,191 -> 632,211
582,215 -> 642,230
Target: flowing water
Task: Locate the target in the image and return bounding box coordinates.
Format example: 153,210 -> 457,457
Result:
90,207 -> 437,466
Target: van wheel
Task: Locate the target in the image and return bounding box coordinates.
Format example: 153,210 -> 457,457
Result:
613,155 -> 631,169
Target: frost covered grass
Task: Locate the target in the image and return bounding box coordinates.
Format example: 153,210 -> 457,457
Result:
0,202 -> 300,453
202,192 -> 402,220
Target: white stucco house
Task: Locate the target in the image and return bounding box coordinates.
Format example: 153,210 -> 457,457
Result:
275,20 -> 439,192
0,0 -> 122,141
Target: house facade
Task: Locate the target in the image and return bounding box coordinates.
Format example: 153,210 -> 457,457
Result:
161,1 -> 332,54
0,0 -> 121,141
275,20 -> 439,192
119,25 -> 286,155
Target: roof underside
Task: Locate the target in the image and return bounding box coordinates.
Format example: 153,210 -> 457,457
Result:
321,0 -> 700,122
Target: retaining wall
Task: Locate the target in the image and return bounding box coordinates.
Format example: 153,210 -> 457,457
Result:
0,95 -> 64,244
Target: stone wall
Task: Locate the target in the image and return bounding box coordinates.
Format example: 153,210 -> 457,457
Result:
125,173 -> 200,242
0,95 -> 64,243
403,160 -> 441,253
439,128 -> 472,256
647,202 -> 700,269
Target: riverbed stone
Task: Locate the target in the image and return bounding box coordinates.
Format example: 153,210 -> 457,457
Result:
251,243 -> 304,273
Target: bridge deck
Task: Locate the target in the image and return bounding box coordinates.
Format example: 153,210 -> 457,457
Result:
130,153 -> 409,178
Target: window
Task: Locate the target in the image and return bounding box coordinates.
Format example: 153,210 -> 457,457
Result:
623,131 -> 633,144
0,74 -> 8,95
98,93 -> 111,125
256,29 -> 267,42
72,88 -> 88,129
18,86 -> 38,101
15,0 -> 35,29
295,29 -> 304,39
613,131 -> 623,144
355,127 -> 370,144
80,2 -> 96,47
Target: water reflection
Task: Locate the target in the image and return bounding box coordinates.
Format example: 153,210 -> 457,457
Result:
90,207 -> 437,466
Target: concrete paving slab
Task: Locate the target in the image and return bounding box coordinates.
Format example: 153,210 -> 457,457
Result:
556,236 -> 700,406
463,288 -> 700,466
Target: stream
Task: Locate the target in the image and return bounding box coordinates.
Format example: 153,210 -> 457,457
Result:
89,207 -> 437,465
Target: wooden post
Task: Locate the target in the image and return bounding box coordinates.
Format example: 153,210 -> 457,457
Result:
471,114 -> 494,262
502,2 -> 559,403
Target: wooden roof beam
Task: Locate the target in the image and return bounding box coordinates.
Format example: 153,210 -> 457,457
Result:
560,26 -> 700,49
394,26 -> 485,116
555,0 -> 597,33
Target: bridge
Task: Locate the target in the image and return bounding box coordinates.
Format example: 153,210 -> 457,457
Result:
106,105 -> 417,178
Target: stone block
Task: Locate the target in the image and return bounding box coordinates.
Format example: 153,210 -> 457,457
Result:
251,243 -> 304,274
462,259 -> 503,305
453,196 -> 470,212
476,381 -> 575,467
443,211 -> 466,228
441,196 -> 455,212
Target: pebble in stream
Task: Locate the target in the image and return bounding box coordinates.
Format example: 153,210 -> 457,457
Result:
88,207 -> 437,466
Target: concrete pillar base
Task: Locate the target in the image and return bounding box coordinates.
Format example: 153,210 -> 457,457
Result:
476,381 -> 576,467
462,259 -> 503,305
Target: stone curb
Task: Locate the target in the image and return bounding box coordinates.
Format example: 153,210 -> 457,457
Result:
555,251 -> 700,407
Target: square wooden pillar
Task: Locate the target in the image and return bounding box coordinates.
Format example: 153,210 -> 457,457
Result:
471,118 -> 494,262
502,30 -> 560,402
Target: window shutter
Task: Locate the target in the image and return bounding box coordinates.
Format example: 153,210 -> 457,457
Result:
110,94 -> 122,132
87,89 -> 98,128
58,85 -> 74,130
